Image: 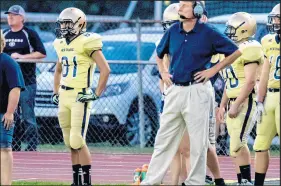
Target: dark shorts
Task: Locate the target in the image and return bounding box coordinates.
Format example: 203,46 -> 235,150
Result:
0,113 -> 14,148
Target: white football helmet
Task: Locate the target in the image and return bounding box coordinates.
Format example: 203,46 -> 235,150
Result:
161,3 -> 180,32
56,7 -> 86,38
225,12 -> 257,42
267,3 -> 280,34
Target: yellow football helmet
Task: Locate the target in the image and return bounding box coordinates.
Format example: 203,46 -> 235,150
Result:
162,3 -> 179,31
0,29 -> 5,53
225,12 -> 257,42
56,7 -> 86,38
267,3 -> 280,34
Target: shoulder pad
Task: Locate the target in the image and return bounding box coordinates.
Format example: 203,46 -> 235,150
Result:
53,38 -> 63,50
82,32 -> 103,52
261,34 -> 275,47
210,54 -> 224,64
239,40 -> 263,62
82,32 -> 102,43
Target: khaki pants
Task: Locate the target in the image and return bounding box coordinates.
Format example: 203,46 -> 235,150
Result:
141,82 -> 212,185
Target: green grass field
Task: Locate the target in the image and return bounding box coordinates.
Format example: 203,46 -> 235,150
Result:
12,181 -> 128,185
12,181 -> 70,185
21,142 -> 280,156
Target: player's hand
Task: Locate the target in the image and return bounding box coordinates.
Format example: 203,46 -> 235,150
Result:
11,53 -> 23,59
160,72 -> 173,87
228,103 -> 240,118
2,112 -> 14,130
51,93 -> 59,105
218,106 -> 226,124
76,91 -> 99,103
194,68 -> 217,84
251,101 -> 265,125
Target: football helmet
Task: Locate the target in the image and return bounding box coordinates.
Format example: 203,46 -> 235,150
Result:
225,12 -> 257,42
55,7 -> 86,39
267,3 -> 280,34
162,3 -> 180,32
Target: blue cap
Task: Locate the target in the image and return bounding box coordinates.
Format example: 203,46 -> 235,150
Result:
4,5 -> 25,17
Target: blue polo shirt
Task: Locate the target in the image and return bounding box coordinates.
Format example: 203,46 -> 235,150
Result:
0,53 -> 25,113
157,21 -> 238,83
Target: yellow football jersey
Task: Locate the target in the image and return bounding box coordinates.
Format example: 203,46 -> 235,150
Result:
261,34 -> 280,89
53,32 -> 102,88
222,40 -> 264,98
210,53 -> 225,64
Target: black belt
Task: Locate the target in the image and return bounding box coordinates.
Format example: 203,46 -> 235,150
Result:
61,85 -> 74,90
268,88 -> 280,92
229,93 -> 254,102
173,80 -> 201,87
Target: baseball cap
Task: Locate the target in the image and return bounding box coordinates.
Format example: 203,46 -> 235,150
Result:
4,5 -> 25,17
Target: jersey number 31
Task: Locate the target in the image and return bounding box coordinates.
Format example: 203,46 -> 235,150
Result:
62,56 -> 77,78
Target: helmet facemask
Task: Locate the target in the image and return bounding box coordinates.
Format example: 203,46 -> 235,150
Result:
55,17 -> 85,39
224,21 -> 246,42
267,14 -> 280,34
161,20 -> 179,32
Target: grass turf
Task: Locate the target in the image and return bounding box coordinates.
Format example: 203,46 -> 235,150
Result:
12,181 -> 128,185
20,142 -> 280,156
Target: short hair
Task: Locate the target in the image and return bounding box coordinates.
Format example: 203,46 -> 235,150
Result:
0,29 -> 6,53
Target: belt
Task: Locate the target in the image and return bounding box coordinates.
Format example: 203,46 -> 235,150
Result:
229,89 -> 255,102
229,93 -> 254,102
61,85 -> 74,90
268,88 -> 280,92
173,80 -> 200,87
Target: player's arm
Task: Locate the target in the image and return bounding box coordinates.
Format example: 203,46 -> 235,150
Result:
257,57 -> 270,103
51,61 -> 62,105
53,61 -> 62,94
232,62 -> 259,107
92,50 -> 110,97
218,86 -> 229,123
220,86 -> 229,109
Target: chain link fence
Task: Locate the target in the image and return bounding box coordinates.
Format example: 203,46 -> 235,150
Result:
1,3 -> 279,157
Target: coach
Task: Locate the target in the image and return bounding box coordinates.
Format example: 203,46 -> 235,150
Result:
3,5 -> 46,151
0,30 -> 25,185
140,1 -> 242,185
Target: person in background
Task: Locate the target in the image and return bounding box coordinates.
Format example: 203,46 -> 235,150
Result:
3,5 -> 46,151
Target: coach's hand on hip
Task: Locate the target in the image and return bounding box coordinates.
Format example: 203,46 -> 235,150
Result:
194,67 -> 217,84
161,71 -> 173,87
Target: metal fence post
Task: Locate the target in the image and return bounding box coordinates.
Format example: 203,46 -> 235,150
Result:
136,18 -> 145,148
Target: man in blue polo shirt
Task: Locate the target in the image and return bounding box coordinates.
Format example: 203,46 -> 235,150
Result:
3,5 -> 46,151
141,1 -> 242,185
0,29 -> 25,185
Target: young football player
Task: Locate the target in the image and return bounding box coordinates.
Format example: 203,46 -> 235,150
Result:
52,7 -> 110,186
252,3 -> 280,186
218,12 -> 264,185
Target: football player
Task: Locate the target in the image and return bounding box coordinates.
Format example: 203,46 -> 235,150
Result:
218,12 -> 264,185
52,8 -> 110,186
252,4 -> 280,186
159,2 -> 225,185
